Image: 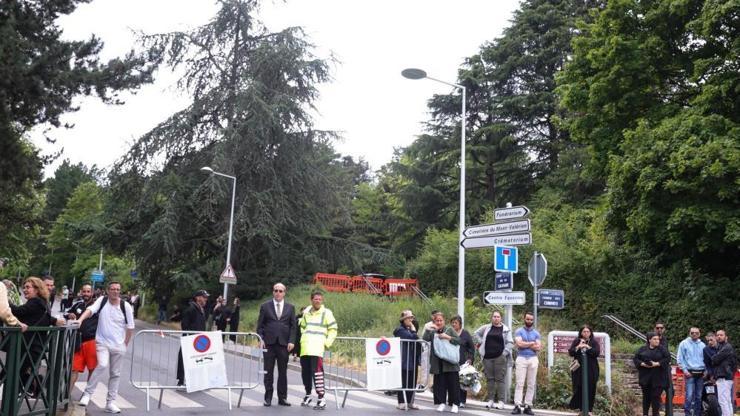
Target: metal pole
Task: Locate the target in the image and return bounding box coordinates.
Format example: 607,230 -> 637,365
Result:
457,85 -> 466,323
224,175 -> 236,300
505,306 -> 512,403
581,349 -> 589,416
533,251 -> 538,328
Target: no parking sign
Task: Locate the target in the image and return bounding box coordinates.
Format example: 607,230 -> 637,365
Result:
181,332 -> 227,392
365,338 -> 401,391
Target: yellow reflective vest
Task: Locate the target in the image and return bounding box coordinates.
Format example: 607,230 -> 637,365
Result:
299,305 -> 338,357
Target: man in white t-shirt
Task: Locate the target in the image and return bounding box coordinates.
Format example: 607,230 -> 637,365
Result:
75,281 -> 135,413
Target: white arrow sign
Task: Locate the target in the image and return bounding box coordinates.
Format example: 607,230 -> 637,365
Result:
483,291 -> 526,305
494,205 -> 530,221
460,233 -> 532,249
464,220 -> 531,238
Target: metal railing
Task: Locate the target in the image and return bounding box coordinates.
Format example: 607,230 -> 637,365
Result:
129,330 -> 263,411
602,314 -> 677,361
0,324 -> 78,416
323,337 -> 428,410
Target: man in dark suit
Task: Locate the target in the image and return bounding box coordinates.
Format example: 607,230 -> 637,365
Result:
256,282 -> 296,407
177,290 -> 209,387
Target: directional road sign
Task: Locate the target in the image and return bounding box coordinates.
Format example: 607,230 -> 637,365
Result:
460,233 -> 532,249
483,291 -> 526,305
464,219 -> 531,238
528,252 -> 547,286
494,272 -> 513,291
91,270 -> 105,283
494,246 -> 518,273
538,289 -> 565,309
494,205 -> 530,221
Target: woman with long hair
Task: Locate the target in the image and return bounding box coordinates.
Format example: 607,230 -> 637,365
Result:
422,311 -> 461,413
568,325 -> 600,415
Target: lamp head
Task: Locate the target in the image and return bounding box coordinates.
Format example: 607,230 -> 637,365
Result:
200,166 -> 214,174
401,68 -> 427,80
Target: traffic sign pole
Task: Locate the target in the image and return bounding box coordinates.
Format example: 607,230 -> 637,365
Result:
533,251 -> 538,328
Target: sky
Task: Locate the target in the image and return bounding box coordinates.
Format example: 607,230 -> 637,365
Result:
33,0 -> 521,177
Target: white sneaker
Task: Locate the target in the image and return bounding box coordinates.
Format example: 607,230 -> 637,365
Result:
436,404 -> 446,412
105,402 -> 121,413
450,405 -> 459,414
78,394 -> 90,407
496,401 -> 505,409
397,403 -> 408,410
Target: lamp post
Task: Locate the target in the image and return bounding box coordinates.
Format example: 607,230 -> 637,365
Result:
402,68 -> 467,323
200,166 -> 237,300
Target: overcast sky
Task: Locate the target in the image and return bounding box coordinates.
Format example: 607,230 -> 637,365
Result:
33,0 -> 520,177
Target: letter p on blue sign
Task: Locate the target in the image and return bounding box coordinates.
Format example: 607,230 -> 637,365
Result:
494,246 -> 518,273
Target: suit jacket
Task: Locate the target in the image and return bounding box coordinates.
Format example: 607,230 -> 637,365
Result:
256,300 -> 296,346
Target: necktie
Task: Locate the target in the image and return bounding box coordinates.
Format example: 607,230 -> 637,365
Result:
276,302 -> 282,319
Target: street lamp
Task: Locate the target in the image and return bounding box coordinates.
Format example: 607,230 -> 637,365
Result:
402,67 -> 467,323
200,166 -> 237,300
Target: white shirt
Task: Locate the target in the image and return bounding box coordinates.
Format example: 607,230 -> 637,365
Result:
273,299 -> 284,317
88,296 -> 135,346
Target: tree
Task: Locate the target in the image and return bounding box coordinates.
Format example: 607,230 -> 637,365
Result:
108,0 -> 376,297
43,160 -> 101,224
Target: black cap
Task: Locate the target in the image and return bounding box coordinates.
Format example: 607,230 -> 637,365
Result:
193,290 -> 210,298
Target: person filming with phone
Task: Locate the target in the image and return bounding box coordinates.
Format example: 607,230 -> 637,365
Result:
634,332 -> 671,416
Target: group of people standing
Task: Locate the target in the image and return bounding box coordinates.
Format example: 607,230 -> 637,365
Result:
0,262 -> 135,414
635,322 -> 737,416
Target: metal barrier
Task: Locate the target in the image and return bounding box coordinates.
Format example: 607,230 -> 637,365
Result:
323,336 -> 428,410
129,330 -> 263,411
0,324 -> 78,416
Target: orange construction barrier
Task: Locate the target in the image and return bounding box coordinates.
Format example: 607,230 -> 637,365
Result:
312,273 -> 350,292
665,367 -> 740,407
383,279 -> 419,297
350,276 -> 384,294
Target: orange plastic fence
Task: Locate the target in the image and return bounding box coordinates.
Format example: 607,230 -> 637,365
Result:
312,273 -> 350,292
350,276 -> 384,293
383,278 -> 419,297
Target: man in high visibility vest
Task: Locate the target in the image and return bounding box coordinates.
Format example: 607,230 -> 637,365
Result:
299,290 -> 338,410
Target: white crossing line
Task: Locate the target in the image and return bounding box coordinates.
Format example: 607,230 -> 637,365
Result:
146,388 -> 204,408
203,387 -> 262,407
286,384 -> 388,409
74,382 -> 135,409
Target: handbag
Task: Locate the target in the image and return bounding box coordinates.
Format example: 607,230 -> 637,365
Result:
433,335 -> 460,365
569,357 -> 581,372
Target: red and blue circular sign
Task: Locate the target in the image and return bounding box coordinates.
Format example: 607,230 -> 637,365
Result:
193,335 -> 211,353
376,339 -> 391,356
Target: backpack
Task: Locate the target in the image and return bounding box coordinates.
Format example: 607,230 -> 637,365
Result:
98,296 -> 129,325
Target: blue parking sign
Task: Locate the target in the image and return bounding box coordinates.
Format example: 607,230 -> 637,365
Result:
494,246 -> 518,273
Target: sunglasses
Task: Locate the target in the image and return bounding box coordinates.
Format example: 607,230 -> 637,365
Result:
655,326 -> 664,330
273,289 -> 284,293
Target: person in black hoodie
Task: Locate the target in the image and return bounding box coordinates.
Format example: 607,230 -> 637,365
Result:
176,290 -> 209,387
568,325 -> 600,415
710,329 -> 736,416
634,332 -> 671,416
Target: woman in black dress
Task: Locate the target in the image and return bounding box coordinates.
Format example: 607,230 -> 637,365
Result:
228,297 -> 240,342
633,332 -> 671,416
568,325 -> 600,415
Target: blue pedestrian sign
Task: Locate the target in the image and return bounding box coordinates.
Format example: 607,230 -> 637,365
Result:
91,270 -> 105,283
130,270 -> 138,279
495,272 -> 513,291
494,246 -> 518,273
538,289 -> 565,309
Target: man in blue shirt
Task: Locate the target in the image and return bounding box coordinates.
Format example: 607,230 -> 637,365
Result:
677,327 -> 705,416
512,312 -> 541,415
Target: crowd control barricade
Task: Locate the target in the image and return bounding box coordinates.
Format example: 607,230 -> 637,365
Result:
0,324 -> 77,416
323,336 -> 427,410
129,330 -> 263,411
312,273 -> 350,292
383,279 -> 419,297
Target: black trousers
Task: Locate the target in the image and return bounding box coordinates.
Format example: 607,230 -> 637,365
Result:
433,372 -> 460,406
397,368 -> 417,404
641,384 -> 662,416
264,344 -> 289,401
300,355 -> 325,398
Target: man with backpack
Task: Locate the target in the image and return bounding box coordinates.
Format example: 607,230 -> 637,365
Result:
64,284 -> 98,390
75,281 -> 135,414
